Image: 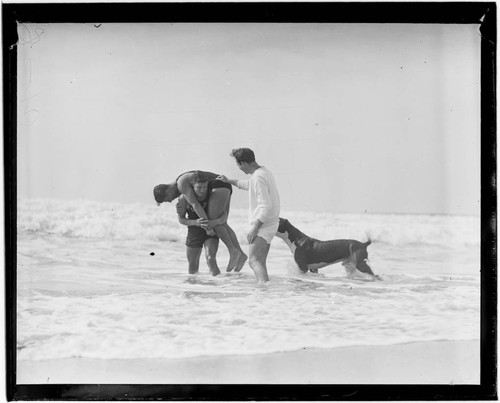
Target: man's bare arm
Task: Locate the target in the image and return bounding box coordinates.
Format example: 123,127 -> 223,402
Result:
177,176 -> 209,220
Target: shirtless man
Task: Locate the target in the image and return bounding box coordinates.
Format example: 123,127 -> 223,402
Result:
177,175 -> 225,276
154,170 -> 247,272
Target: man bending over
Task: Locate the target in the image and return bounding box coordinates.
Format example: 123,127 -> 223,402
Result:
177,174 -> 226,276
154,170 -> 247,272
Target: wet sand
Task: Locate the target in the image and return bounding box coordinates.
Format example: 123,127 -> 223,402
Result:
17,340 -> 479,385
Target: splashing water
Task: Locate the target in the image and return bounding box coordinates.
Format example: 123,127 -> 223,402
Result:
17,198 -> 480,360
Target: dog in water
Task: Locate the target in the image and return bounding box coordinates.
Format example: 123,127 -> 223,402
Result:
276,218 -> 379,279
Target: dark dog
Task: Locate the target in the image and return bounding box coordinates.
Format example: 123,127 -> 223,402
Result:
276,218 -> 378,278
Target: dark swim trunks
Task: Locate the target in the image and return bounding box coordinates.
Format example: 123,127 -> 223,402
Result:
184,183 -> 219,248
209,179 -> 232,194
183,178 -> 231,248
186,226 -> 218,248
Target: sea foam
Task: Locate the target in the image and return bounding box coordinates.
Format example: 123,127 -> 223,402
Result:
17,198 -> 480,248
16,198 -> 481,361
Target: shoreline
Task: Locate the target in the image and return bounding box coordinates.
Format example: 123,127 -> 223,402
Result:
17,340 -> 480,385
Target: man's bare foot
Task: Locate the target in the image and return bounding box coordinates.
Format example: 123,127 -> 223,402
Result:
226,250 -> 241,272
234,253 -> 248,272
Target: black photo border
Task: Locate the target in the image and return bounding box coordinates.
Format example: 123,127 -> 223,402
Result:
3,2 -> 497,400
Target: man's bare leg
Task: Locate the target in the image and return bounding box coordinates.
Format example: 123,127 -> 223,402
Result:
208,189 -> 246,271
204,238 -> 221,276
186,247 -> 202,275
248,236 -> 271,283
225,223 -> 247,272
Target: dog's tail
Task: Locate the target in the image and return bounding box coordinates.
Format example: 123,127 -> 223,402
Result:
364,231 -> 373,247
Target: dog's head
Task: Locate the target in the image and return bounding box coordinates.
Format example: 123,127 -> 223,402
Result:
275,218 -> 291,240
277,218 -> 290,234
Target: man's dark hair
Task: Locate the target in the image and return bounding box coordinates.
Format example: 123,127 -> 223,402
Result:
230,148 -> 255,164
153,184 -> 170,203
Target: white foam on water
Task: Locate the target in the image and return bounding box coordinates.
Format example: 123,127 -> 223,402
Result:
16,198 -> 481,360
18,198 -> 480,247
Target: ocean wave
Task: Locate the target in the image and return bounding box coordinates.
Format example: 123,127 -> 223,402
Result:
17,198 -> 191,243
17,198 -> 480,247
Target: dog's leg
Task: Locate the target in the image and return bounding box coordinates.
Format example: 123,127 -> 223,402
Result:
349,244 -> 380,279
298,263 -> 309,273
355,260 -> 375,276
295,256 -> 309,273
348,244 -> 375,276
352,249 -> 375,276
342,261 -> 358,277
357,260 -> 381,280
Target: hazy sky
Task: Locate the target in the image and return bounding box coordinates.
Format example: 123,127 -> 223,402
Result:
17,23 -> 481,215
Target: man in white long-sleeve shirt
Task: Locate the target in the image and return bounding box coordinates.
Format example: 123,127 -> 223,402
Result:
218,148 -> 280,283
